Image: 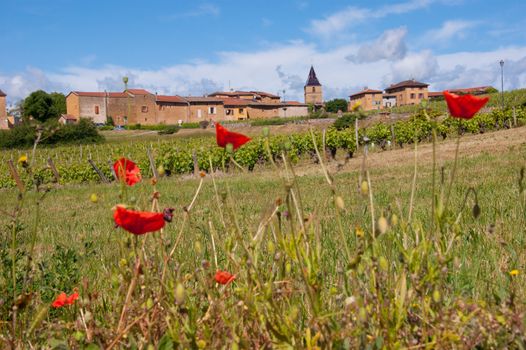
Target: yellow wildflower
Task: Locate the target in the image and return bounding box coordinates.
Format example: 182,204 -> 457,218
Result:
509,269 -> 519,276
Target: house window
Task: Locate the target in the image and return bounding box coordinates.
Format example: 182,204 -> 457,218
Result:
239,108 -> 244,114
208,106 -> 216,114
410,93 -> 416,99
312,87 -> 315,92
94,106 -> 99,114
141,105 -> 148,113
418,93 -> 424,99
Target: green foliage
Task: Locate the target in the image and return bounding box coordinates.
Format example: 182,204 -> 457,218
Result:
157,125 -> 180,135
22,90 -> 66,122
333,112 -> 365,130
0,118 -> 103,149
325,98 -> 348,113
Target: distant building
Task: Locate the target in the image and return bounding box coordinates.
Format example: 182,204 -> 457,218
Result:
58,114 -> 78,125
66,88 -> 308,125
0,89 -> 8,129
304,66 -> 323,106
384,79 -> 429,106
382,95 -> 397,108
348,88 -> 383,111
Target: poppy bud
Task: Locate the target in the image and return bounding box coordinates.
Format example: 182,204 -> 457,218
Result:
335,196 -> 345,210
390,214 -> 398,226
378,256 -> 389,272
90,193 -> 98,203
175,283 -> 185,304
163,208 -> 175,222
360,181 -> 368,196
433,290 -> 441,303
194,241 -> 202,255
377,216 -> 388,235
157,164 -> 165,177
262,127 -> 269,137
226,143 -> 234,154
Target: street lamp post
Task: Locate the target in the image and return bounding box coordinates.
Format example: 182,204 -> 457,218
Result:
499,60 -> 504,111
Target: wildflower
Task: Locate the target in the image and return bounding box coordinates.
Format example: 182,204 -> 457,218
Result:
215,270 -> 236,285
355,226 -> 364,238
52,291 -> 79,308
113,158 -> 142,186
89,193 -> 98,203
443,91 -> 489,119
215,123 -> 251,150
509,269 -> 519,276
113,205 -> 166,235
18,154 -> 28,164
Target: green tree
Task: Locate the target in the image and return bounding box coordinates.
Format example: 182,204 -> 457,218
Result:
325,98 -> 348,113
22,90 -> 66,122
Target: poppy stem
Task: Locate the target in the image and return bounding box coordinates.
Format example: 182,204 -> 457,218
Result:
445,124 -> 462,211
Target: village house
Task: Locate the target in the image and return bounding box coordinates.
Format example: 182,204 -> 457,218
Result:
348,88 -> 383,111
384,79 -> 429,107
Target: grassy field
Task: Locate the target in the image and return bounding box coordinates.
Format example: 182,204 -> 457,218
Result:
1,127 -> 526,348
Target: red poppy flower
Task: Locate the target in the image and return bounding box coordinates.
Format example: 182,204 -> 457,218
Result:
443,91 -> 489,119
113,158 -> 142,186
215,270 -> 236,285
52,291 -> 79,308
113,205 -> 165,235
215,123 -> 251,150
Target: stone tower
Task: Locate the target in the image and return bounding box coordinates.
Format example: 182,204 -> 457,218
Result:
304,66 -> 323,105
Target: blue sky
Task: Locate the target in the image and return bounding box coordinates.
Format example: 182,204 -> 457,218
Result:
1,0 -> 525,103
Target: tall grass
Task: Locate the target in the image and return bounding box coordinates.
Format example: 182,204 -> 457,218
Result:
0,127 -> 525,348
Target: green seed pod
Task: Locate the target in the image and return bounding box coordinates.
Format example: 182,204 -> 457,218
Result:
267,241 -> 275,254
390,214 -> 399,226
226,143 -> 234,154
262,127 -> 270,137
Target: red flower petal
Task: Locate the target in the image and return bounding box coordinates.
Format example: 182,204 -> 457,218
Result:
215,270 -> 236,285
215,123 -> 251,150
443,91 -> 489,119
113,205 -> 165,235
113,158 -> 142,186
52,292 -> 67,308
65,292 -> 79,305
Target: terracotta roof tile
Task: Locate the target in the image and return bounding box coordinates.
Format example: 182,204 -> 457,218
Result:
126,89 -> 152,95
0,89 -> 6,97
156,95 -> 187,103
385,79 -> 429,91
183,96 -> 224,103
349,88 -> 383,98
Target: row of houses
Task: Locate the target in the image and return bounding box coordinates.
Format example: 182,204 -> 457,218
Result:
348,80 -> 494,111
65,89 -> 309,126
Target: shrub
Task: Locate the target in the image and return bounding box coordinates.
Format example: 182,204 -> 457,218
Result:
158,125 -> 181,135
333,112 -> 365,130
199,120 -> 210,129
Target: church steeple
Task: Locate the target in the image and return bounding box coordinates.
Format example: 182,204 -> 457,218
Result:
305,66 -> 321,87
304,66 -> 323,105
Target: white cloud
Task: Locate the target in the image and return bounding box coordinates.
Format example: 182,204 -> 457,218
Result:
308,0 -> 434,37
347,27 -> 408,63
1,42 -> 526,104
426,20 -> 477,42
388,50 -> 439,83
